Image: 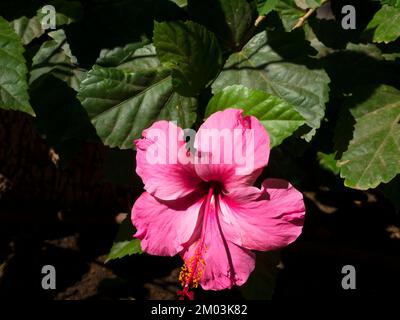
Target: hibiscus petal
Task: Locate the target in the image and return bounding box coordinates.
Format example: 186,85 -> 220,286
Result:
135,121 -> 202,200
181,204 -> 256,291
132,191 -> 205,256
194,109 -> 269,191
218,179 -> 305,251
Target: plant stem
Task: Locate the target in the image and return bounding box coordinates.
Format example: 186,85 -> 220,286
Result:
292,0 -> 328,30
292,8 -> 316,30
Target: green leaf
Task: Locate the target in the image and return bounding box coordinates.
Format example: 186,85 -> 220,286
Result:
153,20 -> 222,97
30,29 -> 84,91
206,85 -> 305,148
305,0 -> 323,8
97,43 -> 159,72
212,31 -> 330,140
257,0 -> 279,15
275,0 -> 304,31
366,4 -> 400,43
78,45 -> 198,149
106,240 -> 142,262
0,16 -> 33,115
31,29 -> 75,65
96,42 -> 148,69
10,16 -> 44,45
169,0 -> 188,7
317,152 -> 339,175
338,85 -> 400,190
106,216 -> 142,262
188,0 -> 255,50
380,0 -> 400,8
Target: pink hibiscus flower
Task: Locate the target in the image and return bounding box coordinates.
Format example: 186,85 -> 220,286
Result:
132,108 -> 305,299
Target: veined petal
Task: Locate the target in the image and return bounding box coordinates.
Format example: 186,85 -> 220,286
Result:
218,179 -> 305,251
181,201 -> 256,291
194,109 -> 269,191
135,121 -> 202,200
132,191 -> 205,256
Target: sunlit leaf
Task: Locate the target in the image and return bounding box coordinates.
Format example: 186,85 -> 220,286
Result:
257,0 -> 279,15
106,240 -> 142,262
206,85 -> 305,147
106,217 -> 143,262
380,0 -> 400,8
10,16 -> 44,45
366,4 -> 400,43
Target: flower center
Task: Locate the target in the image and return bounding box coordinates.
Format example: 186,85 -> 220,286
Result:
177,182 -> 218,300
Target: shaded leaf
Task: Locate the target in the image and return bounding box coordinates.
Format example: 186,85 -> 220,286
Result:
153,20 -> 222,96
212,31 -> 330,140
338,85 -> 400,189
30,29 -> 84,91
30,76 -> 97,165
31,75 -> 95,142
78,45 -> 198,149
206,85 -> 305,147
241,251 -> 281,299
379,175 -> 400,209
97,43 -> 160,72
308,16 -> 360,51
31,29 -> 75,65
322,43 -> 400,98
96,42 -> 148,68
0,16 -> 33,115
188,0 -> 255,50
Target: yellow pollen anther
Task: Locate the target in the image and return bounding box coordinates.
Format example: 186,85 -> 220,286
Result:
178,247 -> 206,291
